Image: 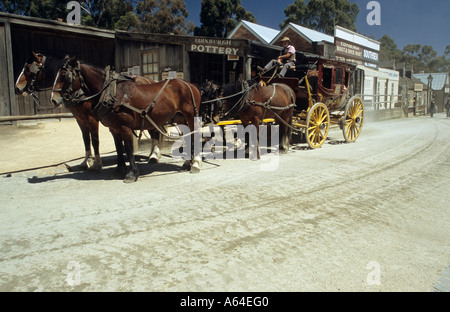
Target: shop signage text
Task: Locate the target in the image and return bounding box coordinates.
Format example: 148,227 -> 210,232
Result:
188,38 -> 243,56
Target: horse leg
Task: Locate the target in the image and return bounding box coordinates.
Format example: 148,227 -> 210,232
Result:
111,130 -> 127,178
255,121 -> 261,160
280,112 -> 293,153
248,118 -> 261,161
89,120 -> 103,171
186,117 -> 202,173
122,130 -> 139,183
148,130 -> 162,164
77,122 -> 94,170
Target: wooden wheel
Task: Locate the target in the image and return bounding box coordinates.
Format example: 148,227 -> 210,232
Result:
306,102 -> 330,149
343,96 -> 364,143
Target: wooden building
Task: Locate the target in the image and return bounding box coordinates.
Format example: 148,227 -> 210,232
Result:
0,13 -> 278,119
0,13 -> 115,118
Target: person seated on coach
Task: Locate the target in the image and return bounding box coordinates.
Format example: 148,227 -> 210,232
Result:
258,37 -> 296,78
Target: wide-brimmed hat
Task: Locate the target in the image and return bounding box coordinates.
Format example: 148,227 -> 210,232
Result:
281,37 -> 291,42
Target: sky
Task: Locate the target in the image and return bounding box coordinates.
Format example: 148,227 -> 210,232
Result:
183,0 -> 450,56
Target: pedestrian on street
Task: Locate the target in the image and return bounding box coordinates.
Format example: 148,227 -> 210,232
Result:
445,98 -> 450,118
430,96 -> 436,117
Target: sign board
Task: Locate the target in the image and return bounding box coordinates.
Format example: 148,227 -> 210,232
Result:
335,38 -> 379,67
162,72 -> 184,80
414,84 -> 424,92
128,66 -> 140,76
186,38 -> 245,56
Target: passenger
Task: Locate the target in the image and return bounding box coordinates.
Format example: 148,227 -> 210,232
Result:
258,37 -> 296,78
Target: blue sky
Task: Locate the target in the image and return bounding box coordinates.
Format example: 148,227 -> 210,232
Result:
184,0 -> 449,56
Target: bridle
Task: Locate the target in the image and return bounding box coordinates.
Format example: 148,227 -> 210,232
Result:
53,59 -> 87,106
19,55 -> 46,93
53,60 -> 123,107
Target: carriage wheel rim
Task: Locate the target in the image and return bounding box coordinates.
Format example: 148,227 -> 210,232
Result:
306,103 -> 329,149
344,97 -> 364,142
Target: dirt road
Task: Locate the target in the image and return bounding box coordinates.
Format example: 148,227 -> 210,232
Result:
0,113 -> 449,292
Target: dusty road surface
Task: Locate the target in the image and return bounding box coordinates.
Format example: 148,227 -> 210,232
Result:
0,113 -> 449,292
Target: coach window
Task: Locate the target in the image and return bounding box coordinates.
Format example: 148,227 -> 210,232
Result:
142,50 -> 159,81
322,66 -> 333,89
335,67 -> 343,85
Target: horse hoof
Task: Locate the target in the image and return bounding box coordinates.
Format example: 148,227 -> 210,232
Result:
88,163 -> 103,173
148,157 -> 159,164
190,163 -> 201,174
86,158 -> 95,169
181,160 -> 191,171
124,172 -> 138,183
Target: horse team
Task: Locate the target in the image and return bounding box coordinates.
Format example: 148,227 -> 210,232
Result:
15,52 -> 295,182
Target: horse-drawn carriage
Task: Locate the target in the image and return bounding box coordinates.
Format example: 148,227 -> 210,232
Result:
16,50 -> 363,183
260,53 -> 364,149
204,53 -> 364,150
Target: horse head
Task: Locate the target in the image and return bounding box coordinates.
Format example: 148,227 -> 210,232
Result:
50,56 -> 84,107
199,80 -> 222,124
15,51 -> 47,95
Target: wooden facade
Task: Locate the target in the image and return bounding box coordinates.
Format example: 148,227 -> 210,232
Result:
1,13 -> 278,119
0,13 -> 115,118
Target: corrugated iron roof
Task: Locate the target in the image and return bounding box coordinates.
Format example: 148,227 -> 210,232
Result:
288,23 -> 335,43
413,73 -> 449,90
228,20 -> 280,44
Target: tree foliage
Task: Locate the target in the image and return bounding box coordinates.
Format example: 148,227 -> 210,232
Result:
380,35 -> 449,72
0,0 -> 193,34
1,0 -> 68,19
194,0 -> 256,38
136,0 -> 194,34
281,0 -> 359,35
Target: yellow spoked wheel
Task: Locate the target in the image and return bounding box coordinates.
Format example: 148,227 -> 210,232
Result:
306,102 -> 330,149
343,96 -> 364,143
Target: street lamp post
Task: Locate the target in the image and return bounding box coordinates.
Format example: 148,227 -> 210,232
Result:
427,74 -> 433,116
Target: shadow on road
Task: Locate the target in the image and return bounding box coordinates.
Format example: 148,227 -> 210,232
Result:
27,156 -> 188,184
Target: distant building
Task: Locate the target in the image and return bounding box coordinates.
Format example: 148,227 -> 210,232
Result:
413,72 -> 450,113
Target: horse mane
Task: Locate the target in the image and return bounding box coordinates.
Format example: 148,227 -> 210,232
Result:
221,79 -> 261,98
221,81 -> 244,98
43,55 -> 70,83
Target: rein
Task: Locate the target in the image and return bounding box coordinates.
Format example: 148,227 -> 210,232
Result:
220,81 -> 259,119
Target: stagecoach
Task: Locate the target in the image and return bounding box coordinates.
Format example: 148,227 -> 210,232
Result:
207,53 -> 364,150
258,53 -> 364,149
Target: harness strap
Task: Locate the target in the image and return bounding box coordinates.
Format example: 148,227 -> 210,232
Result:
138,78 -> 171,139
223,82 -> 258,118
178,79 -> 199,117
120,102 -> 171,139
248,84 -> 298,131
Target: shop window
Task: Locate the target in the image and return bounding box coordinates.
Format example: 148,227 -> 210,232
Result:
142,51 -> 159,81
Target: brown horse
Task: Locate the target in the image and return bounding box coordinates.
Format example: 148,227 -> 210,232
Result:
15,52 -> 158,171
51,57 -> 202,182
212,80 -> 296,159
